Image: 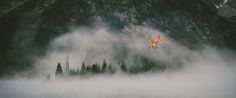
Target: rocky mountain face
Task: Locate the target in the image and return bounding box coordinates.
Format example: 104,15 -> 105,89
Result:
0,0 -> 235,76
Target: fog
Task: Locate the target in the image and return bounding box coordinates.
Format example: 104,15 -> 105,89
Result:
0,25 -> 236,98
34,26 -> 191,75
1,63 -> 236,98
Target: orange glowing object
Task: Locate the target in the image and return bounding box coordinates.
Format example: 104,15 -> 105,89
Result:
148,32 -> 165,48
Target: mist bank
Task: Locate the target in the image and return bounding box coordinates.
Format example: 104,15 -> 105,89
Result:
31,26 -> 235,76
1,62 -> 236,98
1,25 -> 236,98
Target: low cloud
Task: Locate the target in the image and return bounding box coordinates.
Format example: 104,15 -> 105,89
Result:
34,25 -> 192,75
1,25 -> 235,98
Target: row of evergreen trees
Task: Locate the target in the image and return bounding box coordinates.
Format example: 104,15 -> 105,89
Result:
55,60 -> 127,76
55,58 -> 167,77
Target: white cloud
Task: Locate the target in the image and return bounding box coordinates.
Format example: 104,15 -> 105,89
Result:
3,25 -> 235,98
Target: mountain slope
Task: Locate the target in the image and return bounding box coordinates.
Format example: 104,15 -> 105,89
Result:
0,0 -> 235,76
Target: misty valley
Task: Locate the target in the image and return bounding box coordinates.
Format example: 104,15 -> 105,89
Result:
1,0 -> 236,98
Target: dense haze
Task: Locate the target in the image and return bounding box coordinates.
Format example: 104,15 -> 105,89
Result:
0,0 -> 236,98
1,24 -> 236,98
1,45 -> 236,97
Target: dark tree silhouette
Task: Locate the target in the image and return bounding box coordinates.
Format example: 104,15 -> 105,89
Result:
55,62 -> 63,76
80,62 -> 86,74
96,63 -> 101,72
102,60 -> 107,72
92,63 -> 100,73
120,62 -> 127,72
86,65 -> 91,72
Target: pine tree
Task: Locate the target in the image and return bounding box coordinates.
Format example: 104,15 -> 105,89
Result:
55,62 -> 63,76
92,64 -> 97,73
120,62 -> 127,72
80,62 -> 86,74
91,63 -> 101,73
86,65 -> 91,72
102,60 -> 107,72
96,63 -> 101,73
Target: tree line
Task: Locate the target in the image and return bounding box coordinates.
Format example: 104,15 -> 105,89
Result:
55,58 -> 167,77
55,60 -> 125,77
